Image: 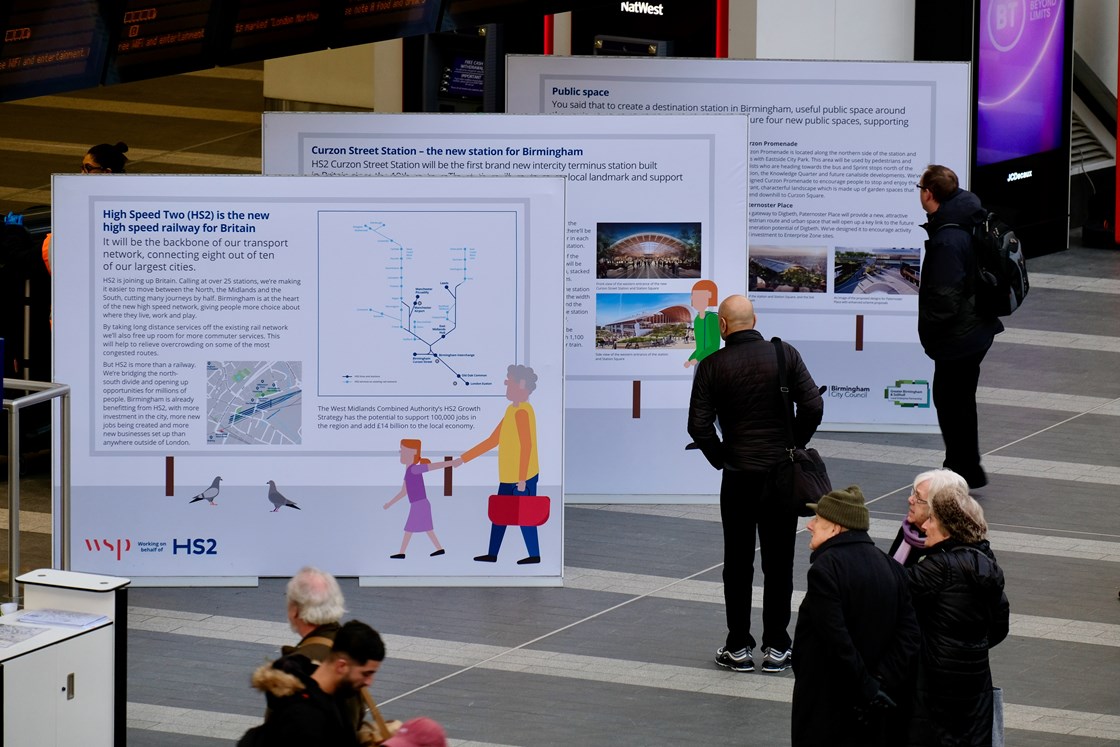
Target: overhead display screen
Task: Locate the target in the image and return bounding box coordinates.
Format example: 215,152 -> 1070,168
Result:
103,0 -> 215,83
0,0 -> 581,102
334,0 -> 441,47
216,0 -> 326,65
441,0 -> 595,30
0,0 -> 107,102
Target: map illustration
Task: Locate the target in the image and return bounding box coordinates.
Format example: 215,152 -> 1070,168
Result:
317,210 -> 520,397
207,361 -> 303,445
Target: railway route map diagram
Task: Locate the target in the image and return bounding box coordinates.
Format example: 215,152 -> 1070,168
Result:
317,210 -> 520,397
207,361 -> 303,445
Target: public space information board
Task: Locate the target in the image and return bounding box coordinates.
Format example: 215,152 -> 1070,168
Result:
262,113 -> 749,496
53,175 -> 565,583
505,56 -> 971,494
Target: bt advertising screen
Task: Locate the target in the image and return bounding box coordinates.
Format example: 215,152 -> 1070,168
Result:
976,0 -> 1066,167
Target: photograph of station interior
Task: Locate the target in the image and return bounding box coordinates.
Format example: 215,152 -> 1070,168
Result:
2,1 -> 1120,745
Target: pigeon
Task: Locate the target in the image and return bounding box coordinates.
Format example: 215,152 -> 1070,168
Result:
266,480 -> 301,512
188,476 -> 221,506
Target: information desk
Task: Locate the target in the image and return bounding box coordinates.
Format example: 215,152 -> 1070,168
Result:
2,569 -> 129,746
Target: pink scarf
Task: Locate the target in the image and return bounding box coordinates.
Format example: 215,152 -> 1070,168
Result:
892,520 -> 926,564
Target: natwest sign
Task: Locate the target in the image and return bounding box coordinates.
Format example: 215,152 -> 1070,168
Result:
620,1 -> 665,16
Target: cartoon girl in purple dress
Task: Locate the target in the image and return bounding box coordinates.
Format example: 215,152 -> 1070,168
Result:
383,439 -> 454,559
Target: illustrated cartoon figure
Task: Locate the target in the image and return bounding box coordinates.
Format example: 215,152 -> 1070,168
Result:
188,476 -> 221,506
383,439 -> 453,559
684,279 -> 720,367
266,480 -> 301,511
456,364 -> 542,565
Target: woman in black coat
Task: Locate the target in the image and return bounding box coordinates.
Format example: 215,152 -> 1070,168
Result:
907,484 -> 1010,746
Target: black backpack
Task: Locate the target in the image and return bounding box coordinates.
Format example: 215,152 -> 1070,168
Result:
236,723 -> 271,747
943,211 -> 1029,317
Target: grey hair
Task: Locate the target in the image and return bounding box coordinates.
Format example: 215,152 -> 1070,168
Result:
928,483 -> 988,543
507,364 -> 538,394
913,468 -> 968,496
961,494 -> 988,535
286,566 -> 345,625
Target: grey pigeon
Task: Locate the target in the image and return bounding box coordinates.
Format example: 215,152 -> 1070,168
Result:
266,480 -> 301,512
188,476 -> 221,506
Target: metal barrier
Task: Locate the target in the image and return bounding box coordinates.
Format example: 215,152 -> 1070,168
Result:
3,379 -> 71,603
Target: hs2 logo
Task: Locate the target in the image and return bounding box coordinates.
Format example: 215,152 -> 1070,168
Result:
173,538 -> 218,555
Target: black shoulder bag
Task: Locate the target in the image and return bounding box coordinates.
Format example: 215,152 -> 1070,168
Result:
769,337 -> 831,517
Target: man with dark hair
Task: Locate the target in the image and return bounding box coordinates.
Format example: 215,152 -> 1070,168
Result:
917,164 -> 1003,489
244,620 -> 386,747
688,294 -> 823,674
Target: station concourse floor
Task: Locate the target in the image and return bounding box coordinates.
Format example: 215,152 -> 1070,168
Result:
2,66 -> 1119,746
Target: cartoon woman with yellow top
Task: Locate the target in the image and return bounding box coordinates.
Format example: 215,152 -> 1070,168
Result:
383,438 -> 454,559
684,279 -> 720,368
455,364 -> 541,565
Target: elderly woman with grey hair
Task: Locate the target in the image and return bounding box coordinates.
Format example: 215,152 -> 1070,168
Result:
888,468 -> 969,567
906,484 -> 1010,746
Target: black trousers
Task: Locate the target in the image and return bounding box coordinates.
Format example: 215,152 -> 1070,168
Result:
720,468 -> 797,652
932,347 -> 988,482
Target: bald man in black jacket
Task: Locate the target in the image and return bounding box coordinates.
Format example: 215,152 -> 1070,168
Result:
688,294 -> 823,674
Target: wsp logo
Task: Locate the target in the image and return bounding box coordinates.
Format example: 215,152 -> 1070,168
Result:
84,538 -> 132,561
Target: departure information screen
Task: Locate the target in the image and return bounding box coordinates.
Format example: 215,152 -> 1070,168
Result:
0,0 -> 106,101
104,0 -> 215,82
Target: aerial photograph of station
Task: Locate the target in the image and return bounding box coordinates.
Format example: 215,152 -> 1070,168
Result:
596,221 -> 702,279
747,245 -> 828,292
594,292 -> 694,349
833,247 -> 922,295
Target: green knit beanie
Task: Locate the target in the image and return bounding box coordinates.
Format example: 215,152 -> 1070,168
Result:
807,485 -> 869,531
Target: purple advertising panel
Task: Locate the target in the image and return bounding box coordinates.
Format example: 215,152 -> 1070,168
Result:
976,0 -> 1066,166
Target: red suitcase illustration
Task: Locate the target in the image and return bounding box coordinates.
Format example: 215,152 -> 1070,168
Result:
487,495 -> 551,527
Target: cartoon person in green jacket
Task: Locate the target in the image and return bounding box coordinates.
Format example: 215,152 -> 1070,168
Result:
684,279 -> 720,368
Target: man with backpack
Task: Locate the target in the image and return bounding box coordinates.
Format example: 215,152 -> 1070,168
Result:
917,164 -> 1004,489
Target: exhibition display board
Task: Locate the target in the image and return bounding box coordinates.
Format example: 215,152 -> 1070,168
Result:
262,113 -> 749,495
52,175 -> 566,582
508,57 -> 973,453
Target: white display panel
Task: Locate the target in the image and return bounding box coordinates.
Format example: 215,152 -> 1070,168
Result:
508,56 -> 973,442
262,114 -> 749,495
53,175 -> 566,581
